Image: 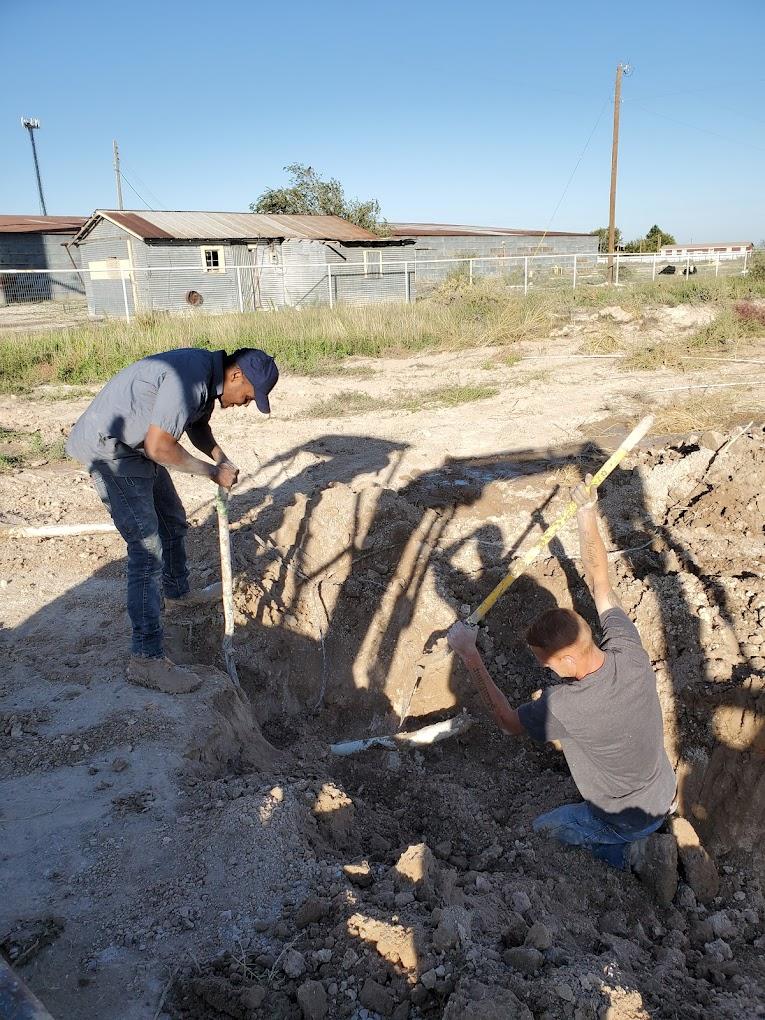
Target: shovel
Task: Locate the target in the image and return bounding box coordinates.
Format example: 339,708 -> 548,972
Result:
401,414 -> 655,722
215,486 -> 240,688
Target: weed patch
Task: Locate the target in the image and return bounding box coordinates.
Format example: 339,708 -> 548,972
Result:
0,427 -> 66,471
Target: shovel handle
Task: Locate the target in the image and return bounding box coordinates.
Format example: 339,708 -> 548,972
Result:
466,414 -> 654,625
215,486 -> 240,687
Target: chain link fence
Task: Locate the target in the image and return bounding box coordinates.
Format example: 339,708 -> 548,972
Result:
0,249 -> 755,329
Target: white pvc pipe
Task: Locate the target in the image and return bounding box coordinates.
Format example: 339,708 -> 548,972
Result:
330,713 -> 474,756
0,522 -> 118,539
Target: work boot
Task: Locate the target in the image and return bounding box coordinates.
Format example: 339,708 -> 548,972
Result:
164,582 -> 223,613
127,655 -> 203,694
630,833 -> 678,907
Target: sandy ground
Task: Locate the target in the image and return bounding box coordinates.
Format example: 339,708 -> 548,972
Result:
1,323 -> 764,1020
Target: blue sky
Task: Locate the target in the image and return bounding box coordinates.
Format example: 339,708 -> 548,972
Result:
2,0 -> 763,242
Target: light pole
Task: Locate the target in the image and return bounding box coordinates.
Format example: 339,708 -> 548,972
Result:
21,118 -> 48,216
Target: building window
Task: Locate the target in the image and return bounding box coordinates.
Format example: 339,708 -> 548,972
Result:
364,250 -> 382,277
201,246 -> 225,272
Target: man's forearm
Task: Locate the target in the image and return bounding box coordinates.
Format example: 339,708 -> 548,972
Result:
577,507 -> 622,610
147,440 -> 215,479
577,507 -> 609,586
461,650 -> 523,735
187,423 -> 229,464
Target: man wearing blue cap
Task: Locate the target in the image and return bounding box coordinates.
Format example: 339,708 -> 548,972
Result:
66,347 -> 279,693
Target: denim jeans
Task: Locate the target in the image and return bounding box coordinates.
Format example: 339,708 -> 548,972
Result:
90,464 -> 189,657
533,801 -> 665,870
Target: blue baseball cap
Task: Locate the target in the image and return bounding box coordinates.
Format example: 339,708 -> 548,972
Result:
236,349 -> 279,414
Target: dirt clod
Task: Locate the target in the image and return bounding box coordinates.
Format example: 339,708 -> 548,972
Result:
670,815 -> 720,902
296,979 -> 328,1020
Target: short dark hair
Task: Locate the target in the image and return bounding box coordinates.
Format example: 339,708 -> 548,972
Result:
526,608 -> 585,654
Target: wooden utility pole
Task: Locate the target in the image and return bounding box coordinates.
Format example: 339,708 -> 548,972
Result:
113,140 -> 124,209
607,63 -> 631,283
112,139 -> 139,312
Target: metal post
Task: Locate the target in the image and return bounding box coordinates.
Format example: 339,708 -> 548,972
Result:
686,256 -> 691,278
120,268 -> 131,322
652,253 -> 657,281
469,259 -> 474,285
282,264 -> 288,307
715,254 -> 720,278
524,256 -> 529,296
572,254 -> 577,290
743,249 -> 749,275
236,266 -> 244,313
615,253 -> 620,285
21,118 -> 48,216
327,263 -> 333,308
404,261 -> 410,303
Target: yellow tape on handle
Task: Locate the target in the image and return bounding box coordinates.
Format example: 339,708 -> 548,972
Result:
466,414 -> 654,625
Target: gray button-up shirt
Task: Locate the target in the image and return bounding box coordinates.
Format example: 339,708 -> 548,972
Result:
66,348 -> 225,476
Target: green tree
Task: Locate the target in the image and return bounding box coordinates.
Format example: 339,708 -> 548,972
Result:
252,164 -> 388,235
591,227 -> 622,252
624,224 -> 677,253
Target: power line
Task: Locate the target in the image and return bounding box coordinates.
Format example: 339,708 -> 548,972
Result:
532,94 -> 610,255
632,78 -> 765,102
119,171 -> 155,210
121,165 -> 165,210
627,101 -> 765,155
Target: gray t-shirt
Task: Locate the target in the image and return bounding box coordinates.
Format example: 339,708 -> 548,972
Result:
66,348 -> 224,476
518,608 -> 676,830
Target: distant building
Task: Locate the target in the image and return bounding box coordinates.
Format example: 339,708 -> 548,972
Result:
0,215 -> 85,305
387,222 -> 598,260
660,241 -> 754,257
71,210 -> 414,316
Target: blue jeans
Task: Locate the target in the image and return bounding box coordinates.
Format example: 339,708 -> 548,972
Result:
90,464 -> 189,657
533,801 -> 665,870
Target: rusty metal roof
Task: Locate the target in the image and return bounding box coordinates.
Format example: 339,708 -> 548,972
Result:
389,222 -> 592,238
73,210 -> 388,244
0,215 -> 86,234
660,241 -> 754,250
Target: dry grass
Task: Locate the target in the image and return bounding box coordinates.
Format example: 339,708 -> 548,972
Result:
2,273 -> 764,395
623,341 -> 688,372
301,383 -> 498,419
642,391 -> 765,434
481,350 -> 523,370
578,328 -> 624,355
622,303 -> 765,371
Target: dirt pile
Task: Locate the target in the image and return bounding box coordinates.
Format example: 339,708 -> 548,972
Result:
158,428 -> 765,1019
168,748 -> 765,1020
3,410 -> 764,1020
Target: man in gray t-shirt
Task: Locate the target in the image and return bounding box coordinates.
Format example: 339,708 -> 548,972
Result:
66,347 -> 278,694
448,474 -> 678,905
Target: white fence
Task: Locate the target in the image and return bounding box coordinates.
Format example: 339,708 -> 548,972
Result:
0,249 -> 754,326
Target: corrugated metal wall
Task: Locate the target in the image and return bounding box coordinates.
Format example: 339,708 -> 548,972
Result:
326,244 -> 413,305
78,223 -> 417,314
0,232 -> 84,305
409,233 -> 599,259
77,220 -> 135,316
135,241 -> 249,313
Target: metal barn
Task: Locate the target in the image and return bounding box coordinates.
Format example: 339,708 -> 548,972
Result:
0,215 -> 85,305
71,211 -> 415,317
387,222 -> 599,259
